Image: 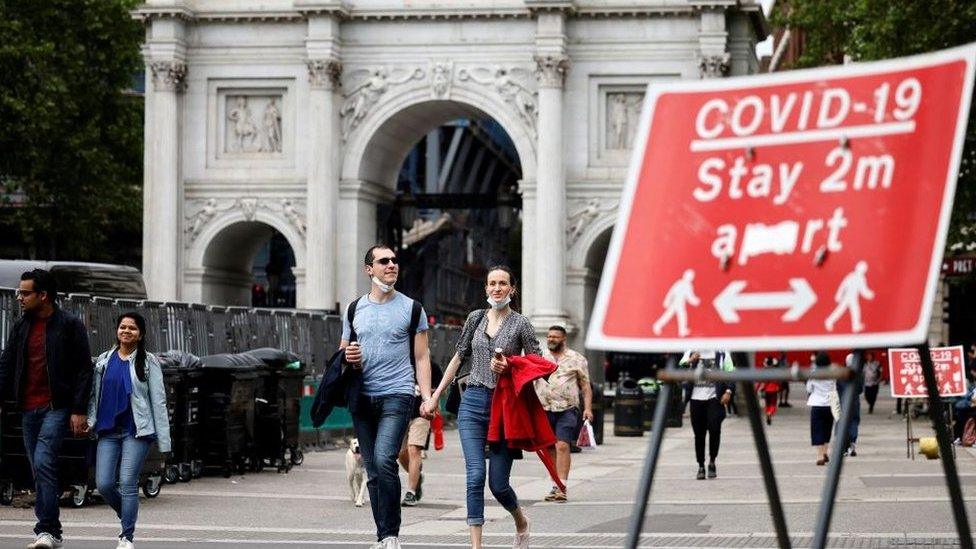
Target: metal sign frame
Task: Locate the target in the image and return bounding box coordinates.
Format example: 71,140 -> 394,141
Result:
623,348 -> 972,549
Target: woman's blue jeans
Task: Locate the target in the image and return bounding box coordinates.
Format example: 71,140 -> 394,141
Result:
96,429 -> 151,542
457,385 -> 519,526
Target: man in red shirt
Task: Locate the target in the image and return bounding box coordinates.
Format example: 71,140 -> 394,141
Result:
0,269 -> 92,549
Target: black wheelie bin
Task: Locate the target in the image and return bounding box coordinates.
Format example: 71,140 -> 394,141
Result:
244,348 -> 306,471
198,353 -> 260,477
158,350 -> 205,482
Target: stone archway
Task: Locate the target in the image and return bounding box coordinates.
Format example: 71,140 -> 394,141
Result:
565,214 -> 617,381
184,210 -> 306,306
336,83 -> 536,308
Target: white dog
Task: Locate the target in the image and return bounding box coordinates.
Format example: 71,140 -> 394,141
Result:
345,438 -> 367,507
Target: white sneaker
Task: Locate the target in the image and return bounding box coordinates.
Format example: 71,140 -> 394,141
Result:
117,537 -> 135,549
382,537 -> 402,548
28,533 -> 62,549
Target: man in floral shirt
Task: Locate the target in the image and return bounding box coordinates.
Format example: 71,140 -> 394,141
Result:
534,326 -> 592,502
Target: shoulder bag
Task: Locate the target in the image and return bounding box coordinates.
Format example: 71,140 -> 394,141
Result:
445,309 -> 487,416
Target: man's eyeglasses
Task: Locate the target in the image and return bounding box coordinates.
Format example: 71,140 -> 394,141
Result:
373,257 -> 398,266
14,290 -> 36,298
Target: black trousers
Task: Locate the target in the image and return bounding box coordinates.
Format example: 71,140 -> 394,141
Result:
690,398 -> 726,465
864,385 -> 880,412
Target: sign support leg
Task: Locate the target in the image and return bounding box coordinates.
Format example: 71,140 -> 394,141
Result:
917,343 -> 973,549
736,354 -> 791,549
625,356 -> 676,549
811,351 -> 863,549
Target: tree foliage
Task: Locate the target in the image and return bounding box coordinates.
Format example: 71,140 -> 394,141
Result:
773,0 -> 976,251
0,0 -> 144,261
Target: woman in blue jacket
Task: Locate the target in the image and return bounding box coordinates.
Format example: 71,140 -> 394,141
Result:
87,312 -> 171,549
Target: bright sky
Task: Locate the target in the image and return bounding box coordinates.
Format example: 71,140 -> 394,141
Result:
756,0 -> 774,58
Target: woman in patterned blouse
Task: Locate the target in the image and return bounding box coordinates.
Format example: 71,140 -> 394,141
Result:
424,265 -> 541,549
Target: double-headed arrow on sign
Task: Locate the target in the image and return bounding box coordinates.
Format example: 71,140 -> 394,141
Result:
713,278 -> 817,323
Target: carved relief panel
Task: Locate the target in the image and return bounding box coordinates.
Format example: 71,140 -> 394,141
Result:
587,75 -> 679,167
206,79 -> 295,169
224,95 -> 284,154
605,92 -> 644,151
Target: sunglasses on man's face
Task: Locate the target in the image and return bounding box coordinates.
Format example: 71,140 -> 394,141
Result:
373,257 -> 398,266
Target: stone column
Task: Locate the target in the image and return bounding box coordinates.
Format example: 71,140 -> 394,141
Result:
145,60 -> 186,301
698,8 -> 730,79
305,59 -> 342,310
532,54 -> 571,328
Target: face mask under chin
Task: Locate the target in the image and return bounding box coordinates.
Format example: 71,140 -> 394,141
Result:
372,276 -> 395,293
486,295 -> 511,310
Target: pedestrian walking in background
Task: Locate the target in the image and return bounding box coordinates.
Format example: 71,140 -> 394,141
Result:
88,312 -> 171,549
342,245 -> 435,549
778,352 -> 792,408
533,325 -> 593,503
836,352 -> 863,456
398,415 -> 430,506
808,352 -> 836,466
863,352 -> 882,414
424,266 -> 537,549
399,363 -> 443,507
757,357 -> 780,426
0,269 -> 93,549
679,351 -> 734,480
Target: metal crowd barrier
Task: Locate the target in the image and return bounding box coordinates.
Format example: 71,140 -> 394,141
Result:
0,288 -> 461,377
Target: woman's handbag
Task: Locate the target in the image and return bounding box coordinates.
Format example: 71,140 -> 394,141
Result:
963,417 -> 976,447
445,309 -> 488,415
828,388 -> 841,420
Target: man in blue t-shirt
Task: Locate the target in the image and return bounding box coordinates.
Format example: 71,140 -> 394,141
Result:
342,244 -> 434,549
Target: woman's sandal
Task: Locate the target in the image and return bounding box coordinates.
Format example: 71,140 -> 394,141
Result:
513,517 -> 530,549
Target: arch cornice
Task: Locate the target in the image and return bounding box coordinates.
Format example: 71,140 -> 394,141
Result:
340,79 -> 538,186
187,209 -> 307,270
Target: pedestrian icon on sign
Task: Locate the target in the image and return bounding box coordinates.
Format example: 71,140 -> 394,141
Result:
824,261 -> 875,333
653,269 -> 700,337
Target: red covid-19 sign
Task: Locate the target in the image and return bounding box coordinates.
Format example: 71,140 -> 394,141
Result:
588,45 -> 976,352
888,346 -> 967,398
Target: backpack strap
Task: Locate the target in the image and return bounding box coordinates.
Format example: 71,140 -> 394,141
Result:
346,295 -> 364,343
408,298 -> 423,368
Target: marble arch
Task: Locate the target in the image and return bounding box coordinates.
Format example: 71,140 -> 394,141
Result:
136,0 -> 766,354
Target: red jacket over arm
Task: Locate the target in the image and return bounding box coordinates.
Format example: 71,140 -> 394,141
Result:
488,354 -> 565,491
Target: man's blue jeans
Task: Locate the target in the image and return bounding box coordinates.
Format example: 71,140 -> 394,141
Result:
457,385 -> 519,526
96,429 -> 152,542
352,393 -> 413,541
22,405 -> 70,538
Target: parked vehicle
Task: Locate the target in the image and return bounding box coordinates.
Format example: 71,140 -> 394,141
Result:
0,260 -> 146,299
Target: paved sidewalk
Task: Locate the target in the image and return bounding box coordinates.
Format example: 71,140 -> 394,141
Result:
0,387 -> 971,547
